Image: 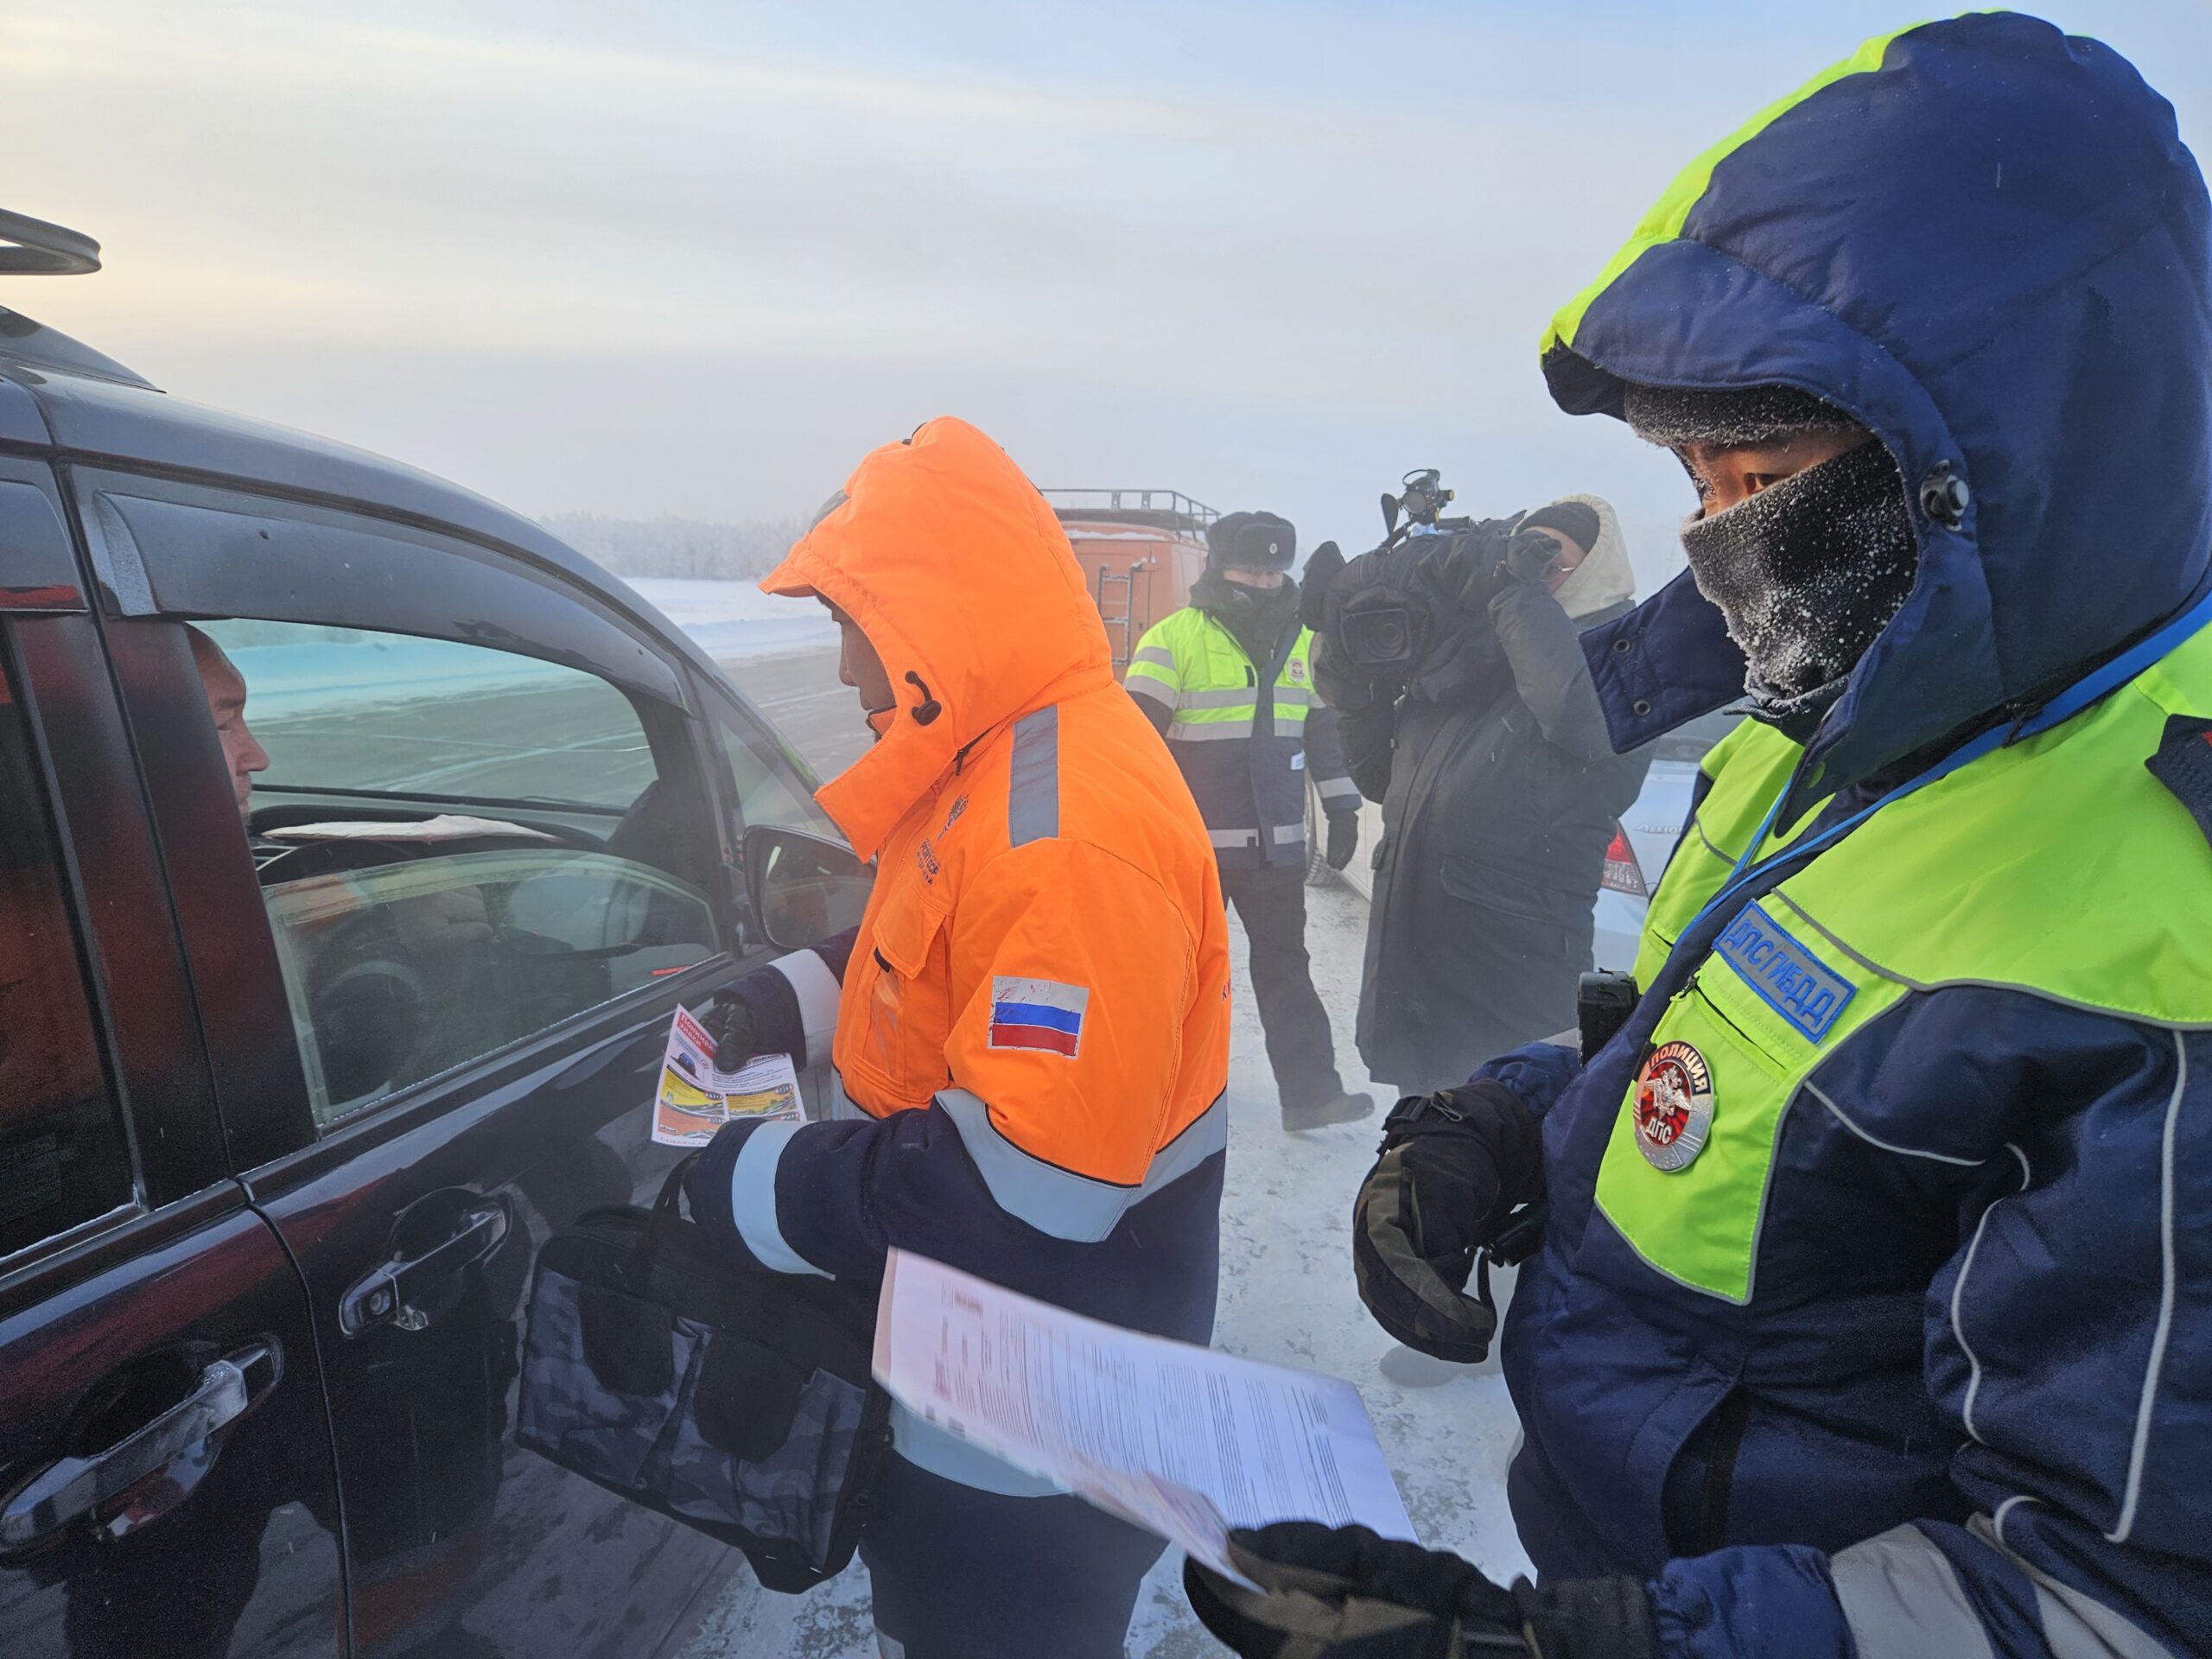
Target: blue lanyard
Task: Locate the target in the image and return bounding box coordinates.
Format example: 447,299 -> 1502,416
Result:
1686,586 -> 2212,941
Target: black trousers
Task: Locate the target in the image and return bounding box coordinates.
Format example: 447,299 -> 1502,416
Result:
1219,863 -> 1345,1112
861,1453 -> 1166,1657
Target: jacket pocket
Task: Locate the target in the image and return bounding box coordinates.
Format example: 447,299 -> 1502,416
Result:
847,879 -> 951,1103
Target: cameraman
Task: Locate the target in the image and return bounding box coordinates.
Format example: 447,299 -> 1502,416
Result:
1318,496 -> 1649,1094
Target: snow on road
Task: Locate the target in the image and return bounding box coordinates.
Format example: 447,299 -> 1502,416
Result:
624,575 -> 840,658
654,580 -> 1533,1658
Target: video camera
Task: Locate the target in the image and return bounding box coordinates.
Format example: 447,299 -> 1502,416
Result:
1303,468 -> 1482,676
1302,469 -> 1567,704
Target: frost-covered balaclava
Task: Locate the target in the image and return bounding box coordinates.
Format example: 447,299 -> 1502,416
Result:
1624,383 -> 1918,739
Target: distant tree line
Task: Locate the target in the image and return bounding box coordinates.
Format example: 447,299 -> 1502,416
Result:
539,512 -> 805,581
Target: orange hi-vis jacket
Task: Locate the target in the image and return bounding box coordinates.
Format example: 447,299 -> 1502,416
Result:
692,417 -> 1232,1494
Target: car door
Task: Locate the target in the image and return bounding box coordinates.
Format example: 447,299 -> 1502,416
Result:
77,471 -> 781,1656
0,464 -> 344,1658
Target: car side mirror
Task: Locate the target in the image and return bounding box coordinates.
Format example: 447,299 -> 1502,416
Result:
742,823 -> 873,952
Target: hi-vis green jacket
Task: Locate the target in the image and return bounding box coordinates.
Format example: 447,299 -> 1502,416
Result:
1489,13 -> 2212,1659
1127,605 -> 1357,873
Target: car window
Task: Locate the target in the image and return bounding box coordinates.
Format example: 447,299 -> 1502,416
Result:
0,645 -> 136,1255
198,619 -> 721,1127
715,698 -> 833,835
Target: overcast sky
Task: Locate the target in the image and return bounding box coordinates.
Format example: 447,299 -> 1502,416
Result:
7,1 -> 2209,592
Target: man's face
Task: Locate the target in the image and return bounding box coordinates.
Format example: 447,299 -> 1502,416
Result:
1522,528 -> 1591,595
1675,429 -> 1870,516
189,628 -> 270,826
1220,568 -> 1287,590
828,604 -> 898,722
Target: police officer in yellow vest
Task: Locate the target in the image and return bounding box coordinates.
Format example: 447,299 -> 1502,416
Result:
1185,16 -> 2212,1659
1128,512 -> 1374,1132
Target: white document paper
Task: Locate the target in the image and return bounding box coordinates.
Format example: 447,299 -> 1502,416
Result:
873,1249 -> 1416,1580
650,1005 -> 803,1147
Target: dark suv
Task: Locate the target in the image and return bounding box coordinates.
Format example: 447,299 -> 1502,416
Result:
0,227 -> 842,1657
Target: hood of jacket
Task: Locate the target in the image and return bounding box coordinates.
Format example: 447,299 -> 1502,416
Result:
1548,12 -> 2212,810
760,416 -> 1115,859
1541,493 -> 1637,621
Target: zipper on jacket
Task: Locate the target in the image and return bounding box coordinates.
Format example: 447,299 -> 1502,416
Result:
1693,1388 -> 1751,1554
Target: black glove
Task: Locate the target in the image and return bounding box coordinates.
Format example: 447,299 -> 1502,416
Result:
1325,810 -> 1360,871
1184,1523 -> 1656,1659
699,992 -> 759,1069
1498,526 -> 1565,587
1351,1084 -> 1547,1363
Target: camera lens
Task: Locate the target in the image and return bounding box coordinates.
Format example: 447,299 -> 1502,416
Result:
1343,603 -> 1416,668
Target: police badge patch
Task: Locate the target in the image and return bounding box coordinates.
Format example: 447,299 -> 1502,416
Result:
1633,1041 -> 1714,1172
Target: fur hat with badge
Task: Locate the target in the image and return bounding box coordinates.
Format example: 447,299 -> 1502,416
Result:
1205,511 -> 1296,575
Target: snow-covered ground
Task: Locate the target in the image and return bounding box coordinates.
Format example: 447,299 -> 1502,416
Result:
652,577 -> 1533,1658
623,575 -> 839,658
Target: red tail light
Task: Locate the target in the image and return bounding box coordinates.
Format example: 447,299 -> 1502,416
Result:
1600,824 -> 1647,897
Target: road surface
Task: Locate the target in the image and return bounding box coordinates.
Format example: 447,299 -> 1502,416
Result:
719,648 -> 872,785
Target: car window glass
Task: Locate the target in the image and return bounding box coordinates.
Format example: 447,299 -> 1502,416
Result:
199,619 -> 721,1128
0,645 -> 136,1255
715,702 -> 832,834
205,618 -> 660,809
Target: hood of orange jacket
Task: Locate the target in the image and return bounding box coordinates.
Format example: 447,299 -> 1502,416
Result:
761,417 -> 1116,861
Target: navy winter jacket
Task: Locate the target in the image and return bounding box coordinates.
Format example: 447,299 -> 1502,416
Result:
1498,15 -> 2212,1659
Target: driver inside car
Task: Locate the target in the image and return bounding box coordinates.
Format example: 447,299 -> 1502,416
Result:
188,622 -> 271,831
191,622 -> 497,949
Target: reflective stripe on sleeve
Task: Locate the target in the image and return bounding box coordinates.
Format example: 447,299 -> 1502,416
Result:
936,1089 -> 1228,1243
728,1118 -> 830,1278
1830,1527 -> 1996,1659
1316,775 -> 1361,804
1271,823 -> 1305,846
1129,645 -> 1178,671
1209,828 -> 1261,849
766,949 -> 842,1069
1966,1515 -> 2171,1659
1125,671 -> 1175,707
1008,706 -> 1060,848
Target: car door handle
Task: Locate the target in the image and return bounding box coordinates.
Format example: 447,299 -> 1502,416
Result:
339,1202 -> 510,1337
0,1341 -> 281,1555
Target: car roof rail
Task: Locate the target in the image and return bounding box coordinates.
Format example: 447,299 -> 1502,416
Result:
0,210 -> 101,276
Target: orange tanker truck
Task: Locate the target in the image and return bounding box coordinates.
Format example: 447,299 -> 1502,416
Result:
1041,488 -> 1215,678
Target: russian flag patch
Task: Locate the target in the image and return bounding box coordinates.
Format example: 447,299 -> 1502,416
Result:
988,976 -> 1089,1058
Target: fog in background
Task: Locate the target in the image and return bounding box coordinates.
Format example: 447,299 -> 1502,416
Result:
9,0 -> 2208,595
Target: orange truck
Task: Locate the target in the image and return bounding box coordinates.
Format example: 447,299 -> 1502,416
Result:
1042,488 -> 1215,678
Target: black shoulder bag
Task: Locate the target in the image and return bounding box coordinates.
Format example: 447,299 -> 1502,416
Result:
518,1154 -> 893,1592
